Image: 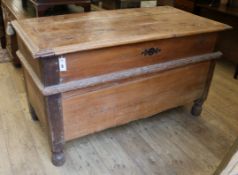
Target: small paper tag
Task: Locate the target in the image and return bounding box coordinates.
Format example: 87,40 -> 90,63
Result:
59,56 -> 67,72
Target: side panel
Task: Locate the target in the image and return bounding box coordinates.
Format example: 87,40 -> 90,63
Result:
18,37 -> 41,76
23,68 -> 48,128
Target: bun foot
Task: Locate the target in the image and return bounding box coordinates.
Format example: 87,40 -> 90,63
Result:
52,151 -> 65,167
191,100 -> 203,117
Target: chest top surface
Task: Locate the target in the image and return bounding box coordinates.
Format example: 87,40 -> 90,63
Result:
12,6 -> 231,58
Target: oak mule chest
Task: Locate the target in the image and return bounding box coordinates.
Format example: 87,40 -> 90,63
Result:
12,6 -> 230,166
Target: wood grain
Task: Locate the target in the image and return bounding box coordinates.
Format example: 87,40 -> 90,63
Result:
214,138 -> 238,175
62,61 -> 211,140
18,37 -> 61,86
23,68 -> 47,127
61,33 -> 217,82
12,6 -> 231,58
17,51 -> 222,96
13,4 -> 231,166
0,54 -> 238,174
17,37 -> 41,78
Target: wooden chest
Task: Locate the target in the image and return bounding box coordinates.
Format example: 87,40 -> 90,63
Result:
12,6 -> 230,166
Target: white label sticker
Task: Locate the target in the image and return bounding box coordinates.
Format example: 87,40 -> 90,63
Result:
59,56 -> 67,72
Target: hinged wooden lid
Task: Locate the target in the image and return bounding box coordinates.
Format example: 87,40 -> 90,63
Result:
12,6 -> 231,59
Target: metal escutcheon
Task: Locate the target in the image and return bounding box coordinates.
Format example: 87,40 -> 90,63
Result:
141,48 -> 161,56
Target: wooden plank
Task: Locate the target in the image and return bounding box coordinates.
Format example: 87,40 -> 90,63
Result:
89,132 -> 145,175
17,51 -> 222,96
70,137 -> 112,175
62,61 -> 211,140
9,65 -> 87,175
23,69 -> 48,127
152,112 -> 218,171
11,6 -> 230,58
18,93 -> 95,175
131,120 -> 203,175
0,64 -> 46,175
215,138 -> 238,175
131,115 -> 218,174
0,105 -> 13,175
172,106 -> 237,160
0,58 -> 238,174
107,125 -> 176,175
17,94 -> 65,175
61,33 -> 217,82
17,37 -> 41,80
18,37 -> 60,86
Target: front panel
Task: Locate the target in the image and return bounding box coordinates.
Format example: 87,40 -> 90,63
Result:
62,61 -> 211,141
60,34 -> 217,83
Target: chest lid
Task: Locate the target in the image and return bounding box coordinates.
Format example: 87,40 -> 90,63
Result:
12,6 -> 231,59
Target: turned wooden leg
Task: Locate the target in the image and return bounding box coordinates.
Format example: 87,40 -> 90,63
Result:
191,60 -> 217,117
45,94 -> 65,166
29,104 -> 38,121
234,64 -> 238,79
191,99 -> 204,116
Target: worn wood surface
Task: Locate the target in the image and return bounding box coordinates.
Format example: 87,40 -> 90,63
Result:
12,6 -> 230,58
17,51 -> 222,96
61,33 -> 217,82
1,0 -> 92,67
23,68 -> 47,127
44,94 -> 65,166
14,5 -> 231,166
214,138 -> 238,175
62,61 -> 211,140
0,57 -> 238,174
